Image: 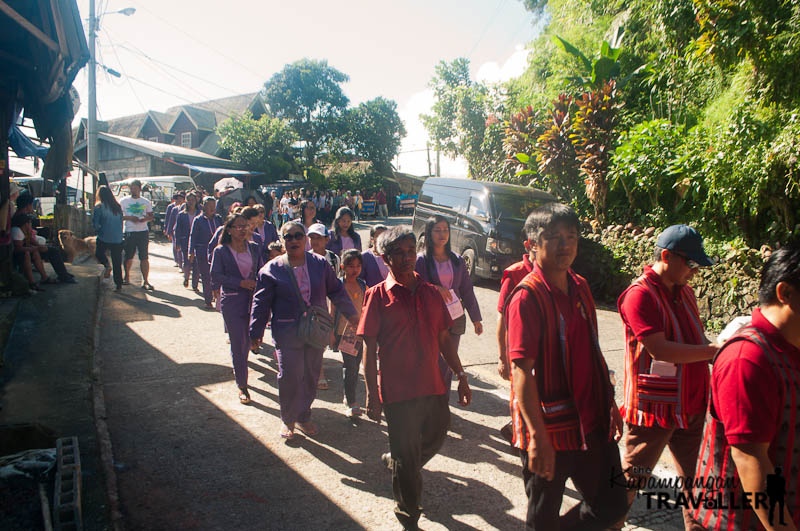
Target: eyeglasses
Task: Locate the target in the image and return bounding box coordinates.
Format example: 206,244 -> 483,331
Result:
672,251 -> 700,270
283,232 -> 306,241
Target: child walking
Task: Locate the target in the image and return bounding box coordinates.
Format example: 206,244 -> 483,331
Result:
332,249 -> 366,418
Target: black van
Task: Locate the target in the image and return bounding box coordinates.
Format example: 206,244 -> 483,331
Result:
412,178 -> 555,280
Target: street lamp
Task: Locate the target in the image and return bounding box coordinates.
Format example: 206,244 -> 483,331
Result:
87,2 -> 134,197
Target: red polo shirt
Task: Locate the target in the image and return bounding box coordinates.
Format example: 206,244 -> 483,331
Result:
357,272 -> 452,404
712,308 -> 800,445
618,265 -> 709,416
497,254 -> 534,313
506,264 -> 601,434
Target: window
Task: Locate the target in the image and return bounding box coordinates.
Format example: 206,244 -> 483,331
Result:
180,132 -> 192,148
468,192 -> 489,218
148,136 -> 159,142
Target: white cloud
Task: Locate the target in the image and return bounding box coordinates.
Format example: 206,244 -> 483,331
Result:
394,45 -> 530,178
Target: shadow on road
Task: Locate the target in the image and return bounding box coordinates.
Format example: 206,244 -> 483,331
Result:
100,281 -> 362,529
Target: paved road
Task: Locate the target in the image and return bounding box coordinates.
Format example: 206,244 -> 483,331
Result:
98,231 -> 684,530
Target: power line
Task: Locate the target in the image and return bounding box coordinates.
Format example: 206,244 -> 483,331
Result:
100,32 -> 147,113
116,42 -> 241,96
467,0 -> 508,59
127,0 -> 265,82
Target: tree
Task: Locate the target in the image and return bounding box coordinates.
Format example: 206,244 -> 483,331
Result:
217,112 -> 299,179
339,97 -> 406,175
421,58 -> 504,178
263,58 -> 349,166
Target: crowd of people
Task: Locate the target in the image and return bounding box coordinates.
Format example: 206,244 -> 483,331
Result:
99,180 -> 800,531
268,186 -> 390,226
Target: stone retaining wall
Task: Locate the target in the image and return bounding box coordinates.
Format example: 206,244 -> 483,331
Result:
581,224 -> 767,331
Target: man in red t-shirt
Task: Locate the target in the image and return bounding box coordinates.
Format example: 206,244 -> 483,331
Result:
358,225 -> 472,531
692,245 -> 800,530
376,188 -> 388,219
616,224 -> 719,530
497,251 -> 534,379
506,204 -> 625,529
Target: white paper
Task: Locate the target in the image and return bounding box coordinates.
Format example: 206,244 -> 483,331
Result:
339,324 -> 360,357
650,360 -> 677,377
445,289 -> 464,320
716,316 -> 751,344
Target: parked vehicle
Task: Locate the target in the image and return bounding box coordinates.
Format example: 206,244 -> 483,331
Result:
412,177 -> 555,280
110,175 -> 195,230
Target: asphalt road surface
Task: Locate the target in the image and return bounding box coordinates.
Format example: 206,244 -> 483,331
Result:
96,223 -> 684,530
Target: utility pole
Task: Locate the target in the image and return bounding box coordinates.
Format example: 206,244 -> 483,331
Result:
87,0 -> 98,198
426,143 -> 432,177
436,148 -> 441,177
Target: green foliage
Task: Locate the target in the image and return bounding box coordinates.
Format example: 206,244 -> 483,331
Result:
216,112 -> 299,180
608,118 -> 684,225
502,105 -> 543,184
533,94 -> 582,203
263,58 -> 350,165
325,163 -> 384,193
421,58 -> 506,179
335,97 -> 406,175
571,80 -> 621,224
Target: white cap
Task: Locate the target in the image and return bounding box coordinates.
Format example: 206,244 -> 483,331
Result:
307,223 -> 328,237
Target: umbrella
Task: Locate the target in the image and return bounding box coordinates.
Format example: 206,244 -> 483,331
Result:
214,177 -> 243,192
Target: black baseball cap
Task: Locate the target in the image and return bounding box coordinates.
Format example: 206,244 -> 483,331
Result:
656,224 -> 713,267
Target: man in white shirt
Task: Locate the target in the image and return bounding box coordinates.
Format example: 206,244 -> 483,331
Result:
120,180 -> 155,290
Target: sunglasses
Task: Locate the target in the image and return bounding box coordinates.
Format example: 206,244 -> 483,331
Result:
672,251 -> 700,270
283,232 -> 306,241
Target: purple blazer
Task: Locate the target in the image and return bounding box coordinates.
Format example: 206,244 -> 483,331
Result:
210,242 -> 263,306
327,230 -> 362,256
163,203 -> 175,234
166,204 -> 182,237
414,253 -> 482,322
249,251 -> 357,350
207,225 -> 225,263
189,214 -> 222,254
175,209 -> 201,246
359,249 -> 388,288
256,221 -> 279,246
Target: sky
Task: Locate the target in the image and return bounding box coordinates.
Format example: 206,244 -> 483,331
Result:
72,0 -> 545,177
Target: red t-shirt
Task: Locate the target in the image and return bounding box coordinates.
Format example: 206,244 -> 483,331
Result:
497,254 -> 534,313
618,266 -> 709,416
357,272 -> 452,404
712,308 -> 800,445
506,265 -> 601,434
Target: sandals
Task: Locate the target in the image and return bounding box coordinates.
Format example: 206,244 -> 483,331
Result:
280,423 -> 295,439
29,282 -> 45,292
41,276 -> 59,285
183,279 -> 189,288
238,387 -> 251,404
295,421 -> 318,437
142,282 -> 154,291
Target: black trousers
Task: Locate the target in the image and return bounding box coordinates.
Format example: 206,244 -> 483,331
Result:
43,245 -> 70,279
384,394 -> 450,530
520,429 -> 628,530
96,239 -> 123,287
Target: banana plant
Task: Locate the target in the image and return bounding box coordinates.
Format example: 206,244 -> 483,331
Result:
554,27 -> 644,90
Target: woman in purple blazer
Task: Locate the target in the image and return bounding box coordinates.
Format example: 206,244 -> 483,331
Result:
327,206 -> 362,257
189,196 -> 223,309
359,224 -> 389,287
414,215 -> 483,384
175,193 -> 202,290
210,213 -> 264,404
249,221 -> 358,440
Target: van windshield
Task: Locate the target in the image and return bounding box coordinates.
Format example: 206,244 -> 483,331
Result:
491,192 -> 549,221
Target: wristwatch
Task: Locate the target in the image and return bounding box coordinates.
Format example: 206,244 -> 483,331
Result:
457,371 -> 468,380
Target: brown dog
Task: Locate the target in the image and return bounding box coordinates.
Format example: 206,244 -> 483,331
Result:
59,229 -> 97,263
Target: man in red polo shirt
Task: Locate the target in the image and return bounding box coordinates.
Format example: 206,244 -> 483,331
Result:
692,244 -> 800,530
497,237 -> 535,380
506,203 -> 625,529
616,224 -> 719,530
358,225 -> 472,531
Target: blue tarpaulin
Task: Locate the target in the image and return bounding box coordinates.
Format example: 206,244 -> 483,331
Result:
9,125 -> 49,159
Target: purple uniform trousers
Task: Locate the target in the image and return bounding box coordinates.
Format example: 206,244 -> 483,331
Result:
221,291 -> 251,388
275,345 -> 325,424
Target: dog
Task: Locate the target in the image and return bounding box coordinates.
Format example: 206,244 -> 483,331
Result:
58,229 -> 97,263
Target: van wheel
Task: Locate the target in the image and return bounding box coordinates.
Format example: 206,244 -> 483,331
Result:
462,248 -> 476,281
